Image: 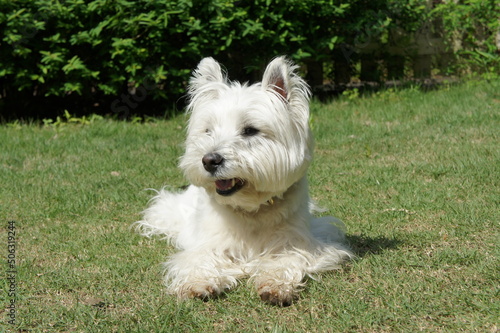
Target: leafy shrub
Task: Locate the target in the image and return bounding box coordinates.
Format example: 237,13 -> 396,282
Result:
0,0 -> 352,118
434,0 -> 500,78
0,0 -> 498,120
1,1 -> 185,105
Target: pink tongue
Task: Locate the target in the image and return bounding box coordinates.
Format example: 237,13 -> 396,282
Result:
215,179 -> 234,190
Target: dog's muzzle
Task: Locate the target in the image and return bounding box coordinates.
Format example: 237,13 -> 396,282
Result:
202,153 -> 245,196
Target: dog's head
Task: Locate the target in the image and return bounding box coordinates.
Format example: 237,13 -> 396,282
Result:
180,57 -> 312,211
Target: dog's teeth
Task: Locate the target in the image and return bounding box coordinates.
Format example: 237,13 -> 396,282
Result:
231,179 -> 235,187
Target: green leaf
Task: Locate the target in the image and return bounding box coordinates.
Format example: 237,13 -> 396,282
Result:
62,56 -> 86,74
40,51 -> 64,64
63,81 -> 83,94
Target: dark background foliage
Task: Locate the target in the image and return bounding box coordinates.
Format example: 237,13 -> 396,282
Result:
1,0 -> 498,120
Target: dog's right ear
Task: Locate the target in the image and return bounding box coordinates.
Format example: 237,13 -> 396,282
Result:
188,57 -> 226,100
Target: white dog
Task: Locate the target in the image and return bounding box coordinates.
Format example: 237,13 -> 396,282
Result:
136,56 -> 352,306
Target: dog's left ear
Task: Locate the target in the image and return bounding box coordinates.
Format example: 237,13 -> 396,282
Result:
262,56 -> 293,101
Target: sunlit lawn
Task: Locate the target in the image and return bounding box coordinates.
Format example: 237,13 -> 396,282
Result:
1,80 -> 498,332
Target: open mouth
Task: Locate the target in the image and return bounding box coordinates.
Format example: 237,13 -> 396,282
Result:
215,178 -> 245,196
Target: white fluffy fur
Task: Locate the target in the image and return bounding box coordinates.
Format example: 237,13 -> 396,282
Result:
136,56 -> 352,306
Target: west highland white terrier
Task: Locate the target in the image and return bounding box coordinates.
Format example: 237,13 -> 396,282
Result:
136,56 -> 352,306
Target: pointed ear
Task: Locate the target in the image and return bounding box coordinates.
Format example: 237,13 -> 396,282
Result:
262,56 -> 293,101
188,57 -> 226,100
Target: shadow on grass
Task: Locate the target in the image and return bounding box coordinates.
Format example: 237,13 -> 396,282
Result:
347,234 -> 402,257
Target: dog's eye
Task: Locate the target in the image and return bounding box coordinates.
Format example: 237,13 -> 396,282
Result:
242,126 -> 259,137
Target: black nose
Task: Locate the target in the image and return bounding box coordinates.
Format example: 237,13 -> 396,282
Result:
202,153 -> 224,173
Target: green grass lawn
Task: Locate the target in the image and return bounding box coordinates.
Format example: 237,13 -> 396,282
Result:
1,80 -> 498,332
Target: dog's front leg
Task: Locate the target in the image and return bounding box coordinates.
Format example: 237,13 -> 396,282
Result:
164,248 -> 240,300
251,255 -> 308,307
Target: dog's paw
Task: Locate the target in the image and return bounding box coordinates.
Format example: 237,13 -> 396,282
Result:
182,284 -> 220,301
257,283 -> 298,307
174,279 -> 233,301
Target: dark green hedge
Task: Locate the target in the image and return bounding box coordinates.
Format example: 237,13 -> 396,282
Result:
1,0 -> 498,119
